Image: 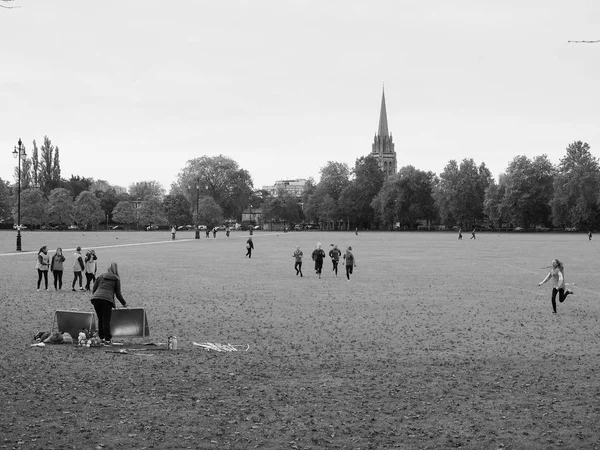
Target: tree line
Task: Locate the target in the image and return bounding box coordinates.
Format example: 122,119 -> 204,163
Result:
1,137 -> 597,231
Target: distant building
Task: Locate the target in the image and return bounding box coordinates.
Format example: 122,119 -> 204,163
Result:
262,179 -> 308,198
371,87 -> 397,178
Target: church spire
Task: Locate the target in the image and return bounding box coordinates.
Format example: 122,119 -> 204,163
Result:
378,87 -> 389,137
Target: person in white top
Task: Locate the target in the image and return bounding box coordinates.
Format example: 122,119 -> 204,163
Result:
36,246 -> 50,291
538,259 -> 574,314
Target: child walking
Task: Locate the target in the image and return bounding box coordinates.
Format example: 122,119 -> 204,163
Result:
538,258 -> 574,314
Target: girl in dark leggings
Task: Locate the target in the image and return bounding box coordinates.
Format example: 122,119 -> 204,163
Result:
343,246 -> 356,281
539,259 -> 574,314
51,247 -> 66,291
36,246 -> 50,291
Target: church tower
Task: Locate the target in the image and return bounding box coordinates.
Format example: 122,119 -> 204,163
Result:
371,88 -> 397,178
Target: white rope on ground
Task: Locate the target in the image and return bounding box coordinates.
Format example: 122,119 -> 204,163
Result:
193,342 -> 249,352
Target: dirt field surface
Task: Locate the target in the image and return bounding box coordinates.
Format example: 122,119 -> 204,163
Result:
1,229 -> 599,449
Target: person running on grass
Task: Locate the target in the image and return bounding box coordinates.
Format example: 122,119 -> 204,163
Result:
470,228 -> 476,239
311,242 -> 326,279
293,245 -> 303,277
538,258 -> 574,314
589,230 -> 592,241
343,246 -> 356,281
458,228 -> 463,240
329,244 -> 342,276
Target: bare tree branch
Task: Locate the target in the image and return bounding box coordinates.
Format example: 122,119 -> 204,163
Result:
568,40 -> 600,44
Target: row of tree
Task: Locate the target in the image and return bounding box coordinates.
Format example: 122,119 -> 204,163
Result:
1,136 -> 598,231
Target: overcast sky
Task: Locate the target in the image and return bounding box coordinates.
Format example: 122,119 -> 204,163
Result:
1,1 -> 599,192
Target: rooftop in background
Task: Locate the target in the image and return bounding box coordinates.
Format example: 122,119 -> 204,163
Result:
262,179 -> 308,198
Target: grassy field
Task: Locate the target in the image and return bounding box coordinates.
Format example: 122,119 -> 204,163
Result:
1,229 -> 599,449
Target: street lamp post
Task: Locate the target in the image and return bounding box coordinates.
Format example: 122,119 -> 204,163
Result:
195,178 -> 200,240
12,138 -> 26,251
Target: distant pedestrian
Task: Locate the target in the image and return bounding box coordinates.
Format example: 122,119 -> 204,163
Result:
50,247 -> 66,291
36,246 -> 50,291
91,262 -> 128,345
245,237 -> 254,258
589,230 -> 592,241
84,249 -> 98,291
312,242 -> 326,279
343,246 -> 356,281
213,227 -> 218,238
329,244 -> 342,276
205,229 -> 210,238
72,246 -> 85,291
226,227 -> 230,238
538,258 -> 574,314
171,226 -> 176,240
293,246 -> 303,277
458,229 -> 463,240
470,228 -> 476,239
355,227 -> 359,236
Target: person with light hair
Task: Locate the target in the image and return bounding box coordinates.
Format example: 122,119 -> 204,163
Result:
311,242 -> 326,279
538,258 -> 574,314
91,262 -> 128,345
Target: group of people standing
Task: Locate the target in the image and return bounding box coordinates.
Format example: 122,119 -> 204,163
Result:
36,246 -> 97,292
292,243 -> 356,280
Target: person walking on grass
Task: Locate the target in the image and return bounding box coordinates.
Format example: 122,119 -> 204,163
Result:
343,246 -> 356,281
458,228 -> 463,240
72,246 -> 85,291
91,262 -> 128,345
312,242 -> 326,279
85,249 -> 98,291
470,228 -> 476,239
36,246 -> 50,291
538,258 -> 574,314
329,244 -> 342,276
245,237 -> 254,258
293,245 -> 303,277
171,226 -> 176,240
50,247 -> 66,291
589,230 -> 592,241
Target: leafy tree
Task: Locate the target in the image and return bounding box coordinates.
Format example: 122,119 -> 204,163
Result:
38,136 -> 61,196
261,189 -> 302,225
198,196 -> 224,229
501,155 -> 555,227
15,188 -> 46,227
318,161 -> 350,202
46,188 -> 74,226
371,166 -> 436,229
164,193 -> 192,226
550,141 -> 600,229
0,178 -> 11,221
72,191 -> 104,229
483,175 -> 510,228
63,175 -> 93,199
339,155 -> 385,229
30,140 -> 40,188
176,155 -> 254,220
138,197 -> 167,226
434,159 -> 492,227
129,180 -> 165,201
112,201 -> 135,225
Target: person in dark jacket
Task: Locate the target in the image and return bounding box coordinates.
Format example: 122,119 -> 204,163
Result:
328,244 -> 342,276
91,262 -> 127,344
245,237 -> 254,258
312,242 -> 326,279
